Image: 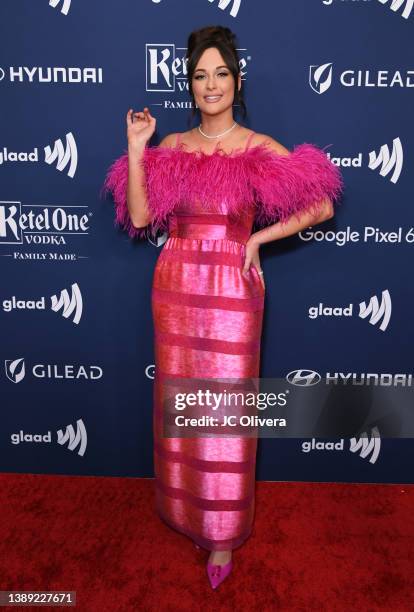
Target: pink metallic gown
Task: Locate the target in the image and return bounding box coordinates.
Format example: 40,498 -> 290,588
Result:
103,131 -> 343,550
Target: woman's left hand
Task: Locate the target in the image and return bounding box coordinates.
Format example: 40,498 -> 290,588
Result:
242,236 -> 265,290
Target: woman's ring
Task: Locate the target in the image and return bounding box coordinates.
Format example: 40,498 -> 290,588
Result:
257,270 -> 264,276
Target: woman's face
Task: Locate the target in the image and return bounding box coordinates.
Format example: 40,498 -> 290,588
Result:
192,47 -> 241,116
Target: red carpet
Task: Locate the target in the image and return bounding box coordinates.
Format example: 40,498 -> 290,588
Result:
0,473 -> 412,611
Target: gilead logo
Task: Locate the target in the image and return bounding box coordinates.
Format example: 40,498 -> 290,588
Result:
5,358 -> 103,383
309,63 -> 414,93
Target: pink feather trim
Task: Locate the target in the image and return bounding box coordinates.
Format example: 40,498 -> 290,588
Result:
102,141 -> 344,239
248,142 -> 344,226
101,151 -> 156,239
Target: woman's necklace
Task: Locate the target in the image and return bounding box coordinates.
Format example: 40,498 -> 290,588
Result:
198,122 -> 238,139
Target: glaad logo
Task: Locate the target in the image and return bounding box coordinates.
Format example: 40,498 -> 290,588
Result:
10,419 -> 87,457
359,290 -> 392,332
49,0 -> 72,15
5,358 -> 103,383
151,0 -> 242,18
207,0 -> 242,17
301,427 -> 381,464
309,62 -> 414,92
51,283 -> 83,324
2,282 -> 83,325
308,290 -> 392,332
323,0 -> 413,19
57,419 -> 87,456
368,138 -> 403,184
350,427 -> 381,464
377,0 -> 414,19
287,369 -> 413,387
45,132 -> 78,178
0,132 -> 78,178
324,138 -> 403,184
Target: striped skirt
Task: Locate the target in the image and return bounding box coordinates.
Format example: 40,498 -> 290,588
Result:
151,213 -> 265,551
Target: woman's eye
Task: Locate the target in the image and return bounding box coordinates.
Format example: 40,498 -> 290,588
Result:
194,72 -> 229,80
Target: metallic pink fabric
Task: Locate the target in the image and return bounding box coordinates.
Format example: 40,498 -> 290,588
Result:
152,200 -> 264,551
102,133 -> 344,551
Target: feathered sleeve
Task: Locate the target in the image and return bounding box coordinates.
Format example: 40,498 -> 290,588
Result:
102,146 -> 179,239
249,142 -> 344,227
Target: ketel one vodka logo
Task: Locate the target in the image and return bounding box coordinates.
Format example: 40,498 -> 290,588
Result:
0,201 -> 90,247
2,282 -> 83,325
301,427 -> 381,465
5,357 -> 103,383
146,44 -> 249,94
308,290 -> 392,332
49,0 -> 72,15
0,132 -> 78,178
11,418 -> 87,457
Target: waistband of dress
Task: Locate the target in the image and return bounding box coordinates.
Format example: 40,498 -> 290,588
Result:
168,214 -> 251,244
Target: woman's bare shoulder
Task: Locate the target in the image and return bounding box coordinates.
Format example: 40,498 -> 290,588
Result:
158,133 -> 179,148
250,132 -> 291,156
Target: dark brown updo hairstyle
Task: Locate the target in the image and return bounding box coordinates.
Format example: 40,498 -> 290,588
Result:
186,25 -> 247,125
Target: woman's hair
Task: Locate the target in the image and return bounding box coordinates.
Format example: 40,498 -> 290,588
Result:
185,25 -> 247,124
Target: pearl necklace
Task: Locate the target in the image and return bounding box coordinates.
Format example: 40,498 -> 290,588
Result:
198,122 -> 238,139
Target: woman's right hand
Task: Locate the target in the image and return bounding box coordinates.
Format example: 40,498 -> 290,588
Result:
126,107 -> 156,150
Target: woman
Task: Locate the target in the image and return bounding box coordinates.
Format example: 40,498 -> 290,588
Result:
104,25 -> 343,589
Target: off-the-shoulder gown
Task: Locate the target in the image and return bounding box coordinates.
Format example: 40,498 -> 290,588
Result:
104,130 -> 343,550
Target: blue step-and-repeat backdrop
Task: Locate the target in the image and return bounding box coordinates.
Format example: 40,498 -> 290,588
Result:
1,0 -> 413,483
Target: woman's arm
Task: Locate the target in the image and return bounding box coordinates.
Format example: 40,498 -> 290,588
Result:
127,141 -> 150,229
250,199 -> 333,247
241,133 -> 341,274
251,134 -> 334,243
128,130 -> 177,229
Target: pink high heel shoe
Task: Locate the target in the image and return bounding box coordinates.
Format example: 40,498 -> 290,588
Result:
206,559 -> 233,589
